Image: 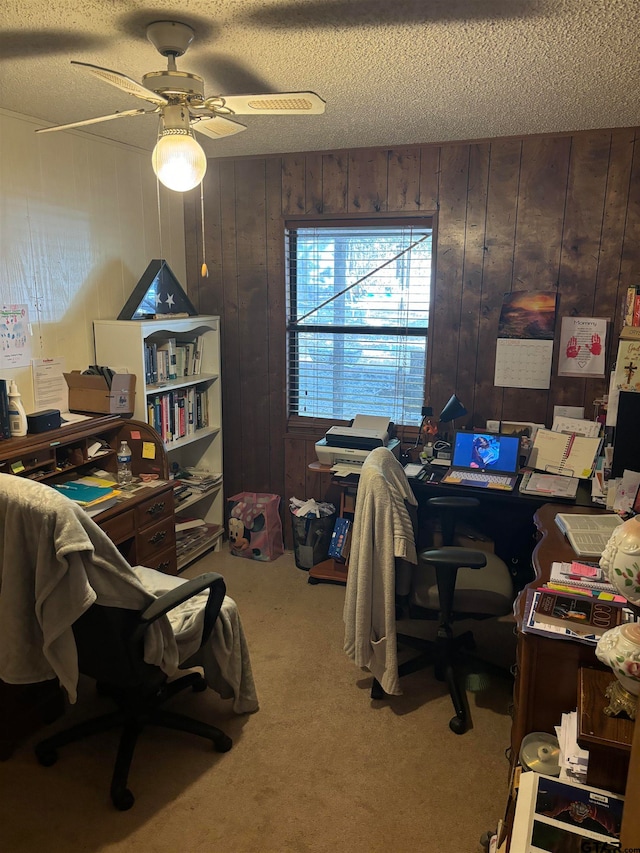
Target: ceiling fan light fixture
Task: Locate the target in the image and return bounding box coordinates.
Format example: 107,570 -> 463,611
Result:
152,130 -> 207,192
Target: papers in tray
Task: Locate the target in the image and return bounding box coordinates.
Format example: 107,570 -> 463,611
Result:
519,471 -> 579,498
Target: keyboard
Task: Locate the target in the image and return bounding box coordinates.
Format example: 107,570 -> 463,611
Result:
442,469 -> 515,490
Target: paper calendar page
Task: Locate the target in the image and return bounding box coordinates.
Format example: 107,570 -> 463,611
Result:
494,338 -> 553,389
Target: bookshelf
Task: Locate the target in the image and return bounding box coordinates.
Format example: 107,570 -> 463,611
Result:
93,316 -> 224,569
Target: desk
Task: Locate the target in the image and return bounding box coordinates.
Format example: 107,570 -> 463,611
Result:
310,459 -> 593,589
411,474 -> 594,589
503,502 -> 637,850
0,416 -> 175,759
510,502 -> 620,761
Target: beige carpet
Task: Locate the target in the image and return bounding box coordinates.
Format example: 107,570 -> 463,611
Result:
0,549 -> 516,852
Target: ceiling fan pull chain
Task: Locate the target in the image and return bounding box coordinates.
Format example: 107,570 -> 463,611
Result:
200,179 -> 208,278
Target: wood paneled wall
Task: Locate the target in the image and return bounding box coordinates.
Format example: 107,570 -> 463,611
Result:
184,128 -> 640,521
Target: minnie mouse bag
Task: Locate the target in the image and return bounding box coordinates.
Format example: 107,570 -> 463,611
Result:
227,492 -> 284,561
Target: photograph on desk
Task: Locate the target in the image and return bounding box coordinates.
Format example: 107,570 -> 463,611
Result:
510,771 -> 624,852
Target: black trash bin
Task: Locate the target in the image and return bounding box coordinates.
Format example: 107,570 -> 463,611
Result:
291,511 -> 336,570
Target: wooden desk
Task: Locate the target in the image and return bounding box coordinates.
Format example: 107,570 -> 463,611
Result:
502,502 -> 637,850
0,415 -> 175,758
510,502 -> 612,758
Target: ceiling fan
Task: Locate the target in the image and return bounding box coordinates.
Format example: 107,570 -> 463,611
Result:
36,20 -> 326,191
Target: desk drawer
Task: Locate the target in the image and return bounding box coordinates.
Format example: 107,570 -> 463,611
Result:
136,516 -> 176,562
142,545 -> 178,576
135,489 -> 174,528
100,508 -> 135,545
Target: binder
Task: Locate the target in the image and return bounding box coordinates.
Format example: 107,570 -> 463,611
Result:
528,428 -> 601,479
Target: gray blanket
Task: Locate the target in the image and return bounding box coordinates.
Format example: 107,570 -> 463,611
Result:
0,474 -> 258,713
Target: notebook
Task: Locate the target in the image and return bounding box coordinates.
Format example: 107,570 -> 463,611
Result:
441,430 -> 521,491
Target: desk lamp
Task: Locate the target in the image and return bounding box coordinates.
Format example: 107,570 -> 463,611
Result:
438,394 -> 467,437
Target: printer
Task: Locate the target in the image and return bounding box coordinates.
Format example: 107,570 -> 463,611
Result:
315,414 -> 400,467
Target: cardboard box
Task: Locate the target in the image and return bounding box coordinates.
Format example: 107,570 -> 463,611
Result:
64,372 -> 136,416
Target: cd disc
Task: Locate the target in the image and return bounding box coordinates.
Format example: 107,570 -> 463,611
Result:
519,732 -> 561,776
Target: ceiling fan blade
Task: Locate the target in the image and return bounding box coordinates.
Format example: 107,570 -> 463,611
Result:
217,92 -> 326,115
71,60 -> 169,107
192,116 -> 247,140
36,108 -> 150,134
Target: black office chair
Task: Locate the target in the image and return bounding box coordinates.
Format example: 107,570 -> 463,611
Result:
368,486 -> 515,734
347,448 -> 514,734
35,573 -> 232,810
0,473 -> 238,811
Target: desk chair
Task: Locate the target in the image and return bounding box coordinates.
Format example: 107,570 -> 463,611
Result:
0,474 -> 253,810
344,450 -> 514,734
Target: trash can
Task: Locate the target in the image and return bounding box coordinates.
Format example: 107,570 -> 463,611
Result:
291,510 -> 336,570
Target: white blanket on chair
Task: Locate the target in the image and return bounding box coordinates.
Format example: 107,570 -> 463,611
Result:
0,474 -> 258,714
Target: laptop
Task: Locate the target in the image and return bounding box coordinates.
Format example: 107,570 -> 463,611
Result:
441,430 -> 521,491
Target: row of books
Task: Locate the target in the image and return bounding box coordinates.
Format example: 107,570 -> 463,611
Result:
147,387 -> 209,444
0,380 -> 10,440
144,336 -> 204,386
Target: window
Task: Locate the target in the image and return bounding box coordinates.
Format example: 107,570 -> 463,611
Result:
286,219 -> 432,425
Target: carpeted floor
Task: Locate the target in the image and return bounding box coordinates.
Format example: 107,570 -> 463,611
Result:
0,549 -> 516,852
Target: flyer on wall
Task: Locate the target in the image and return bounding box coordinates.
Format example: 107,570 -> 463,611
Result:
0,304 -> 31,368
558,317 -> 607,377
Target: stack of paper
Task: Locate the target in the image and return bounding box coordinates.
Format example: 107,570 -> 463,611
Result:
555,711 -> 589,783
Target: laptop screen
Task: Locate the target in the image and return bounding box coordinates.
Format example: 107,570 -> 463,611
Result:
451,431 -> 521,474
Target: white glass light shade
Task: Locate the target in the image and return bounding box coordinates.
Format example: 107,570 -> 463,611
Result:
152,132 -> 207,192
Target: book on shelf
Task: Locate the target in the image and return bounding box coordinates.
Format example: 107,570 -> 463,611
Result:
510,771 -> 624,853
528,428 -> 602,479
554,512 -> 623,557
534,589 -> 626,636
519,470 -> 579,499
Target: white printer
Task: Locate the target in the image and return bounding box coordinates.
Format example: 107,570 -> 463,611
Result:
315,414 -> 400,467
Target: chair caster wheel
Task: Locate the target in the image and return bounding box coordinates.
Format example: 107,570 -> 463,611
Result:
192,676 -> 207,692
307,577 -> 320,585
449,715 -> 467,735
213,733 -> 233,753
35,747 -> 58,767
111,786 -> 135,811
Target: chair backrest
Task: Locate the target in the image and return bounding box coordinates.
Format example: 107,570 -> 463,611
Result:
0,473 -> 168,702
72,604 -> 164,691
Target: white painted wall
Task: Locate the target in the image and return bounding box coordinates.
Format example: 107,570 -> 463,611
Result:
0,108 -> 186,413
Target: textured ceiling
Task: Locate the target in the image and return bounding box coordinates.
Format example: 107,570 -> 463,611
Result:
1,0 -> 639,159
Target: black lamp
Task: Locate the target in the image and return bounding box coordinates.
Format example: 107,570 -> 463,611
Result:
439,394 -> 467,431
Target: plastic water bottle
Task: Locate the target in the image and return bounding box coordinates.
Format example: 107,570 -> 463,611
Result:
117,440 -> 133,485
